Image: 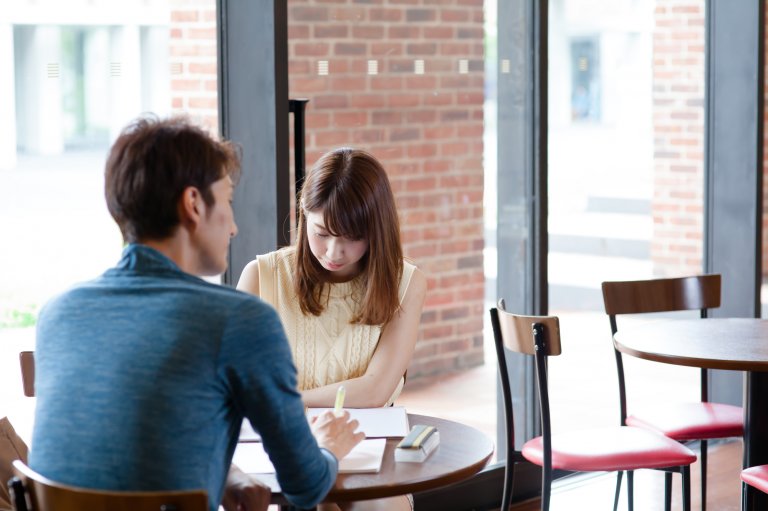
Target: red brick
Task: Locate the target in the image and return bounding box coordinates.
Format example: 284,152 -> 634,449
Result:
292,77 -> 329,93
388,94 -> 421,108
371,76 -> 404,91
424,26 -> 454,39
329,7 -> 367,22
352,129 -> 384,144
353,26 -> 385,39
332,111 -> 368,128
316,130 -> 350,146
330,76 -> 367,91
314,25 -> 348,38
292,6 -> 329,22
372,111 -> 403,125
294,43 -> 330,57
349,94 -> 386,108
371,8 -> 404,22
171,10 -> 199,22
371,42 -> 404,56
335,42 -> 367,55
388,26 -> 420,39
407,43 -> 438,55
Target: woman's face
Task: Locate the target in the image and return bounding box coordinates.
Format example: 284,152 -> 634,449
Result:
305,210 -> 369,281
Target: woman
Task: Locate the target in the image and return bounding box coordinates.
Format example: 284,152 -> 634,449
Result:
238,147 -> 426,410
238,148 -> 426,510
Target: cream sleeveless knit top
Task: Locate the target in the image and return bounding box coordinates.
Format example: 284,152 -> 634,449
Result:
258,248 -> 416,403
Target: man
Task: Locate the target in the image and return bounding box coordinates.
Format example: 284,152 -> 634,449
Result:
29,116 -> 363,511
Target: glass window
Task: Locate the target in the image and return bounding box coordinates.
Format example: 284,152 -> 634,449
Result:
0,0 -> 218,437
548,0 -> 706,433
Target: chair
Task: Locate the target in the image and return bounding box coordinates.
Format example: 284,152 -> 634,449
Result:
8,459 -> 208,511
601,275 -> 743,511
491,301 -> 696,511
741,465 -> 768,508
19,352 -> 34,397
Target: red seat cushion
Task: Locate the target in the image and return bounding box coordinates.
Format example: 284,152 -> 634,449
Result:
521,426 -> 697,472
626,402 -> 743,441
742,465 -> 768,494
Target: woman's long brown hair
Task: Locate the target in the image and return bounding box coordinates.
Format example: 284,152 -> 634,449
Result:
294,147 -> 403,325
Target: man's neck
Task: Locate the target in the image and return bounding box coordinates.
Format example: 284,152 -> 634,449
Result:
141,235 -> 201,276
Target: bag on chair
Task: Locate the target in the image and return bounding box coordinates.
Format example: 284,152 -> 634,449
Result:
0,417 -> 29,511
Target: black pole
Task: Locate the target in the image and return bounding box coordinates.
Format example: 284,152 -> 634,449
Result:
288,98 -> 310,196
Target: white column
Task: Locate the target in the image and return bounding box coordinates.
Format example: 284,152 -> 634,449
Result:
83,28 -> 110,140
141,26 -> 170,117
16,25 -> 64,155
0,22 -> 17,169
108,25 -> 142,141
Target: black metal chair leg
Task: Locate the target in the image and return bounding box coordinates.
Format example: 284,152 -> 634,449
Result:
501,461 -> 513,511
627,470 -> 634,511
700,440 -> 708,511
664,471 -> 672,511
541,464 -> 552,511
681,465 -> 691,511
613,471 -> 624,511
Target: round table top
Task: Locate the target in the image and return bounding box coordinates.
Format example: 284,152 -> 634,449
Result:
613,317 -> 768,372
265,413 -> 495,504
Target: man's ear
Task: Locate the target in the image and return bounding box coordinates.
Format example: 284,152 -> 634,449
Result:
178,186 -> 204,230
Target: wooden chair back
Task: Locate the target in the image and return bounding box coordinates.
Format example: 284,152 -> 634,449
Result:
493,300 -> 561,356
601,274 -> 721,316
19,352 -> 34,398
9,460 -> 208,511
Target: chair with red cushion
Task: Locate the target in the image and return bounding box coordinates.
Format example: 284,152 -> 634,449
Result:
490,301 -> 696,511
742,465 -> 768,508
601,274 -> 743,511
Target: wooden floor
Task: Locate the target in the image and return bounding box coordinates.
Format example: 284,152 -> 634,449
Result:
510,441 -> 743,511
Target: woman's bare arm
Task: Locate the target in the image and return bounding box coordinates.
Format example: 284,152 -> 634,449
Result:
236,259 -> 261,296
300,268 -> 427,408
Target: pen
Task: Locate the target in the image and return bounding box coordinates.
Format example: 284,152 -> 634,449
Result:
334,385 -> 346,417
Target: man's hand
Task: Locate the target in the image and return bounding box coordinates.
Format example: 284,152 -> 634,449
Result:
311,410 -> 365,461
221,464 -> 271,511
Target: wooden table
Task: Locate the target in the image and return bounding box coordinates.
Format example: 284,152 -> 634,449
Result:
613,318 -> 768,510
249,413 -> 494,508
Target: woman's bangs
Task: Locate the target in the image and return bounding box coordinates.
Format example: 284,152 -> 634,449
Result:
323,192 -> 367,240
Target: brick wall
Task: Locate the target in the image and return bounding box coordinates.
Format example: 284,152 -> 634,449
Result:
287,0 -> 486,378
651,0 -> 705,277
170,0 -> 487,380
169,0 -> 218,133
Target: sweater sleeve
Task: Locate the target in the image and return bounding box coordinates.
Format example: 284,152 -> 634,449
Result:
219,299 -> 337,508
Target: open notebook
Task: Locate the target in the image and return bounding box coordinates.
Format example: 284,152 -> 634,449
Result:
306,406 -> 410,438
233,438 -> 387,474
240,406 -> 410,442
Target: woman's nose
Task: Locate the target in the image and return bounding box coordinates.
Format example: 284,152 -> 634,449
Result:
326,238 -> 343,259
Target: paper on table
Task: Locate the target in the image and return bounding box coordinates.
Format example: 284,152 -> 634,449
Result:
239,420 -> 261,442
306,406 -> 410,438
233,438 -> 386,474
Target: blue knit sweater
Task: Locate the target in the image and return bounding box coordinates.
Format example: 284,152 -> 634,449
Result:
30,244 -> 337,511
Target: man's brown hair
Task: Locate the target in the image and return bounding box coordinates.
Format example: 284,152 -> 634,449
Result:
295,147 -> 403,326
104,115 -> 240,243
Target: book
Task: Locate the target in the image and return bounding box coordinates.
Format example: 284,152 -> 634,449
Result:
395,424 -> 440,463
233,438 -> 386,474
306,406 -> 410,438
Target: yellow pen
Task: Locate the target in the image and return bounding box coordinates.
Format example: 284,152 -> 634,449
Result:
334,385 -> 346,417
